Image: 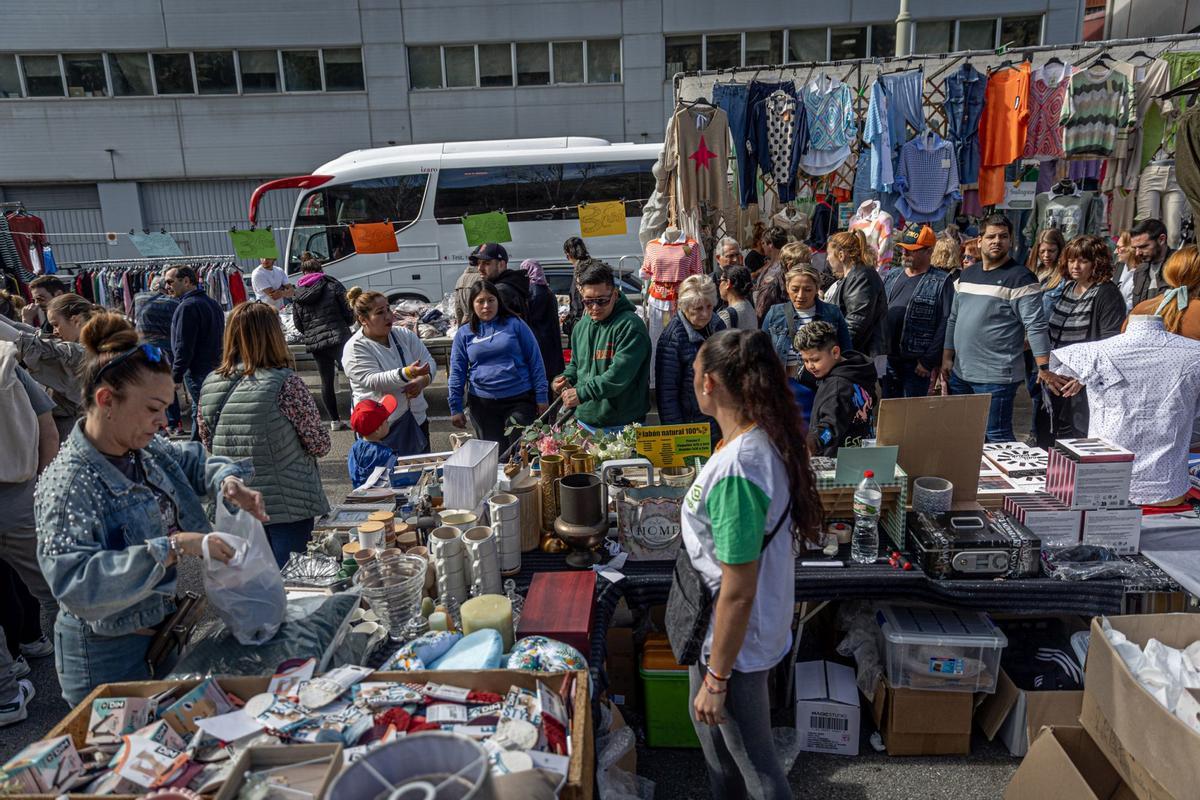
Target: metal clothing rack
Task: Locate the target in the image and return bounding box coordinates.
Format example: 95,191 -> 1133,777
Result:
62,254 -> 235,272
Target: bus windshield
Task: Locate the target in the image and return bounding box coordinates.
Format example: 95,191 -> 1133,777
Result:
288,174 -> 428,271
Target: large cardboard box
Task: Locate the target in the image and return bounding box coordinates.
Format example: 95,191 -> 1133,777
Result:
870,676 -> 973,756
876,394 -> 990,502
23,669 -> 593,800
1005,726 -> 1138,800
1080,614 -> 1200,800
977,668 -> 1084,756
793,661 -> 860,756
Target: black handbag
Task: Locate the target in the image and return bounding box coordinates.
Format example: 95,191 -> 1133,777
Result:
665,502 -> 791,666
378,331 -> 429,456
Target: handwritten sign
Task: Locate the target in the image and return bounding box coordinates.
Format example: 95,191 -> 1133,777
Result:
349,221 -> 399,254
634,423 -> 712,468
578,201 -> 627,238
129,232 -> 183,258
999,181 -> 1038,210
462,211 -> 512,247
228,228 -> 279,260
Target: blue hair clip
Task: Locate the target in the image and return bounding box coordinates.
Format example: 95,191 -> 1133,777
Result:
1154,286 -> 1189,316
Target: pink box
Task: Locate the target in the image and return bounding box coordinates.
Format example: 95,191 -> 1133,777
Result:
1047,440 -> 1133,510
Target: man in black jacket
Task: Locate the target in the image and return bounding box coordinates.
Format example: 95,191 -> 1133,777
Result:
469,243 -> 529,317
165,265 -> 224,441
882,224 -> 954,398
1129,218 -> 1173,307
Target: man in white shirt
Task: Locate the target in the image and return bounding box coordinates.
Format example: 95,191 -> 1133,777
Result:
251,258 -> 292,310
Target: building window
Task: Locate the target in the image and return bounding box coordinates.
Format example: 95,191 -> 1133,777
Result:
787,29 -> 827,62
408,46 -> 442,89
478,43 -> 513,87
64,53 -> 107,97
587,39 -> 620,83
153,53 -> 194,94
444,46 -> 476,88
516,42 -> 550,86
282,50 -> 322,91
705,33 -> 740,71
665,35 -> 702,75
830,27 -> 867,60
323,48 -> 364,91
0,55 -> 20,98
552,41 -> 584,83
745,30 -> 782,67
914,21 -> 954,54
21,55 -> 64,97
1001,16 -> 1043,47
195,51 -> 237,94
870,24 -> 896,58
108,52 -> 152,96
958,19 -> 997,50
239,50 -> 279,93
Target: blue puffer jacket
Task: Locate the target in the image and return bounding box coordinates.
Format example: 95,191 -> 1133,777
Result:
34,422 -> 251,636
761,299 -> 852,364
655,312 -> 725,434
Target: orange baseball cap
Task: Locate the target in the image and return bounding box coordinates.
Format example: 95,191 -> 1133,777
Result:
897,223 -> 937,250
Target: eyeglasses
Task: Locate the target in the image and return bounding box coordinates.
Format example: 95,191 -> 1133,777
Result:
93,344 -> 164,386
581,294 -> 615,309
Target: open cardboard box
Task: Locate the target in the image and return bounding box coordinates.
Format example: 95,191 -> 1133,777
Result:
978,668 -> 1084,757
213,743 -> 342,800
870,676 -> 974,756
876,394 -> 990,503
1080,614 -> 1200,800
9,669 -> 593,800
1005,726 -> 1137,800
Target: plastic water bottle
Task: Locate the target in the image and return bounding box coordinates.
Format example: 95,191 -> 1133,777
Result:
851,470 -> 882,564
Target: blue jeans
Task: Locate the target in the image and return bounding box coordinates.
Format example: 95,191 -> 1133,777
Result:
713,83 -> 751,208
264,518 -> 315,568
883,358 -> 932,399
948,375 -> 1021,443
55,611 -> 160,707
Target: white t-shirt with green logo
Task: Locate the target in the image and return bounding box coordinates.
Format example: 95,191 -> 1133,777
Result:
680,426 -> 795,673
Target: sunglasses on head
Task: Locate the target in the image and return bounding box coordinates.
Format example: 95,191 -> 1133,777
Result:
93,344 -> 165,386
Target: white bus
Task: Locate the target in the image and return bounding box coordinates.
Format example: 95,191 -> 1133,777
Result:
251,137 -> 660,303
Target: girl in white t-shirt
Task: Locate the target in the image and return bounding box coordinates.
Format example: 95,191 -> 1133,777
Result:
678,328 -> 824,799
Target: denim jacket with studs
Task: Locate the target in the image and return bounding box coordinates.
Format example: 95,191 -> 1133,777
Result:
35,421 -> 251,637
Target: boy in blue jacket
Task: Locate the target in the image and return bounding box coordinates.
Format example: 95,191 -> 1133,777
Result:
348,395 -> 396,488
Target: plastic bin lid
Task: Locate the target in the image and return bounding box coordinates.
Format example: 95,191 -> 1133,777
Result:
642,648 -> 689,672
876,605 -> 1007,648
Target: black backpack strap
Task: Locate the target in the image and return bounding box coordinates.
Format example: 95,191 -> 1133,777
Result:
761,501 -> 792,554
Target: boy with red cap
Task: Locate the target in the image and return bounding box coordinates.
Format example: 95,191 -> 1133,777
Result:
348,394 -> 398,487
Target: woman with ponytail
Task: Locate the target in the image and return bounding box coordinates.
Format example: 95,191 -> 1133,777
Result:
675,328 -> 822,799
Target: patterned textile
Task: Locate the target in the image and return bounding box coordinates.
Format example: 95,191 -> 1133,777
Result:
800,77 -> 857,177
895,131 -> 961,223
1061,65 -> 1135,158
1023,63 -> 1071,160
765,91 -> 800,184
865,81 -> 894,192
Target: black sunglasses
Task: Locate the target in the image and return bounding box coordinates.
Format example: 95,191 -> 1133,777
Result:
93,344 -> 165,386
581,294 -> 614,309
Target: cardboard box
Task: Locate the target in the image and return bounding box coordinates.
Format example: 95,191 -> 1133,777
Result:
1005,726 -> 1138,800
1080,614 -> 1200,800
870,676 -> 973,756
793,661 -> 860,756
1081,508 -> 1143,554
40,669 -> 594,800
604,627 -> 638,709
1047,440 -> 1134,510
1004,492 -> 1083,549
978,668 -> 1084,756
877,394 -> 990,502
0,736 -> 85,794
214,744 -> 342,800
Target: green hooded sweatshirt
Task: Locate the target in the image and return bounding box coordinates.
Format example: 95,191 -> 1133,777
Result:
562,293 -> 651,428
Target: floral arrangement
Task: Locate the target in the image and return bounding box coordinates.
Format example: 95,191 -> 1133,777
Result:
506,419 -> 641,463
584,423 -> 640,462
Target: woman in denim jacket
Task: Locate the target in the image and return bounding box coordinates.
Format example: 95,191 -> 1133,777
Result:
34,314 -> 266,706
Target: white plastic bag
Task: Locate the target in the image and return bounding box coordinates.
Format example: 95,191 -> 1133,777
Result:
203,505 -> 287,645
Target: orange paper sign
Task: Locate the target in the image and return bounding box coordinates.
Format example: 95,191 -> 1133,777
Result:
349,222 -> 399,254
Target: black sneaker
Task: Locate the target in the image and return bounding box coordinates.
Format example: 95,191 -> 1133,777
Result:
0,680 -> 35,727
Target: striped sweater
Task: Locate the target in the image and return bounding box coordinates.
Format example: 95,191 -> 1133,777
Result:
945,259 -> 1050,384
1060,65 -> 1135,157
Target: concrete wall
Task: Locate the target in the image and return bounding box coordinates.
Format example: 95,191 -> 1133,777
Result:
1107,0 -> 1200,38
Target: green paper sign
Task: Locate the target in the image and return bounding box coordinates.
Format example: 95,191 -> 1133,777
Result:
229,228 -> 280,260
462,211 -> 512,247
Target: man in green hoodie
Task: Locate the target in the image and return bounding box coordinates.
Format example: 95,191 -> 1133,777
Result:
553,260 -> 651,429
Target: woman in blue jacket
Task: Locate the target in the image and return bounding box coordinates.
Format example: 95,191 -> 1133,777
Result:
762,266 -> 851,376
449,281 -> 549,451
655,275 -> 725,440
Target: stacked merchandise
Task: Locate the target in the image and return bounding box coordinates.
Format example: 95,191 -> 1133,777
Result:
1045,437 -> 1141,554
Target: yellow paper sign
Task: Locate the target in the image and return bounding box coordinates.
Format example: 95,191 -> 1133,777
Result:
634,423 -> 712,468
578,201 -> 628,238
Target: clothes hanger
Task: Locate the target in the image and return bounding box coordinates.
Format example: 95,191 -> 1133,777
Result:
1160,74 -> 1200,102
1127,50 -> 1154,64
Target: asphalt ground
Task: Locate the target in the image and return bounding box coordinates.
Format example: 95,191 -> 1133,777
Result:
4,371 -> 1033,798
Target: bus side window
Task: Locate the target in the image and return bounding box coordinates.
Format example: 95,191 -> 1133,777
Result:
292,174 -> 428,264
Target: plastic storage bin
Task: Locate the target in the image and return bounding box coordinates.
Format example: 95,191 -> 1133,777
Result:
442,440 -> 499,510
640,635 -> 700,748
876,604 -> 1008,694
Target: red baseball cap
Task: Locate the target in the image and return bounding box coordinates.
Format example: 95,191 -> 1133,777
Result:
350,395 -> 398,437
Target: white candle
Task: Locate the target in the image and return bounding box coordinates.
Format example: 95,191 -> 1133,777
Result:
460,594 -> 514,652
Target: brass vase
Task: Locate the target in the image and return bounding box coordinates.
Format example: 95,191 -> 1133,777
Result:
539,455 -> 564,533
559,445 -> 582,473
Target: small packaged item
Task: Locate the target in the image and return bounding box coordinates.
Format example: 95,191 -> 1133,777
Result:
160,678 -> 236,735
0,736 -> 86,793
268,658 -> 317,699
111,735 -> 189,789
87,697 -> 159,746
536,681 -> 570,755
353,682 -> 424,709
299,664 -> 373,709
500,687 -> 541,726
132,719 -> 188,752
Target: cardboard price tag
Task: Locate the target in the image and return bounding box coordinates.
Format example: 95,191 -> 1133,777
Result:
462,211 -> 513,246
228,228 -> 280,260
634,423 -> 712,468
578,201 -> 627,238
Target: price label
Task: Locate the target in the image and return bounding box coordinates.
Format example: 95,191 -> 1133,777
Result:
634,423 -> 712,468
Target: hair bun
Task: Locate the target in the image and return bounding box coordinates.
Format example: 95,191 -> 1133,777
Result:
346,286 -> 364,303
79,312 -> 138,355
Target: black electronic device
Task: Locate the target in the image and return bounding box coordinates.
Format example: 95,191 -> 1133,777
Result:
906,511 -> 1041,580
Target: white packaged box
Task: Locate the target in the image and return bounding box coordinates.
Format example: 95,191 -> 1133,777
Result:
794,660 -> 860,756
1081,508 -> 1142,554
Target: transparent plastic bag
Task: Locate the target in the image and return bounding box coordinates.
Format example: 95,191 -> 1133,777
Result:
203,505 -> 287,645
1043,545 -> 1145,582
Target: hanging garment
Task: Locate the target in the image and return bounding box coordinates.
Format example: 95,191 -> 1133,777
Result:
864,80 -> 895,193
713,82 -> 753,208
1022,187 -> 1105,243
1141,52 -> 1200,169
806,196 -> 837,252
5,212 -> 47,276
979,63 -> 1032,207
1022,62 -> 1071,160
0,215 -> 29,285
849,200 -> 896,266
641,234 -> 702,300
1060,63 -> 1135,158
41,245 -> 57,275
880,70 -> 926,157
799,76 -> 857,177
663,104 -> 733,215
943,63 -> 987,185
1110,59 -> 1170,191
1137,161 -> 1188,249
1175,107 -> 1200,228
895,131 -> 961,224
750,88 -> 807,202
771,206 -> 810,240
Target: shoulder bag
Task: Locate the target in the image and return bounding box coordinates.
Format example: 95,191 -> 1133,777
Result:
378,330 -> 429,456
665,501 -> 792,666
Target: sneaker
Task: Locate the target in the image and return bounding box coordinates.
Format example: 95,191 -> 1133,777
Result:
330,421 -> 350,432
0,680 -> 35,727
10,655 -> 30,680
19,635 -> 53,659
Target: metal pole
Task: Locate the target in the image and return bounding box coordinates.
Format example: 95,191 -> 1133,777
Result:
895,0 -> 913,57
